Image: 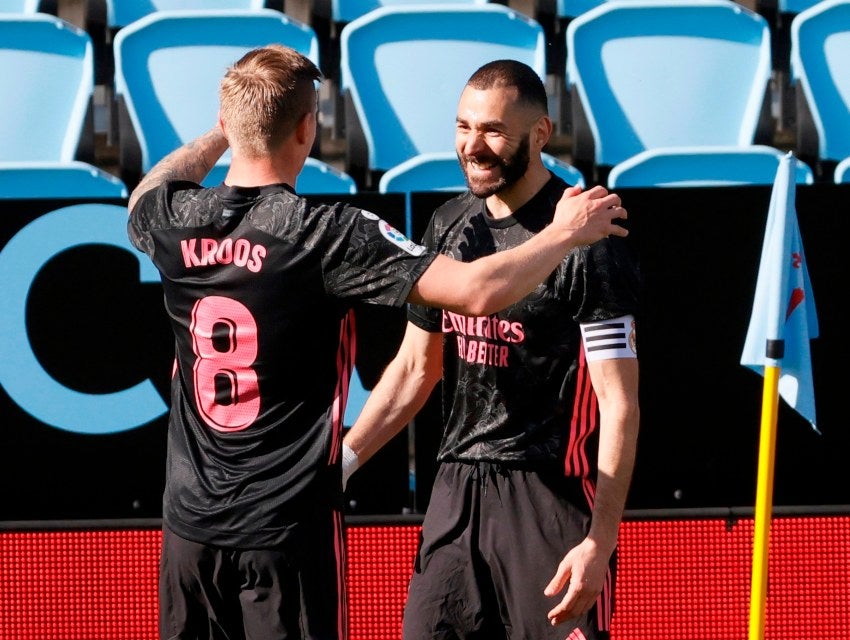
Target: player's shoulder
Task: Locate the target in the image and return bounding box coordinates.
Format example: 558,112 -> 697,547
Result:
234,185 -> 336,240
132,180 -> 212,229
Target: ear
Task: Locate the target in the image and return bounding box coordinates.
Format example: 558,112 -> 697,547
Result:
533,115 -> 553,150
294,110 -> 314,146
217,112 -> 229,142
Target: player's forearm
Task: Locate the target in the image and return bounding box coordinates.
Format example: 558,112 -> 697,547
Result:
410,187 -> 628,316
345,367 -> 436,466
464,222 -> 584,314
413,223 -> 582,317
345,328 -> 443,466
128,127 -> 229,212
587,405 -> 639,556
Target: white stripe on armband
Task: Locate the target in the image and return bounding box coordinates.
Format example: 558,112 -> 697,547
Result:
580,315 -> 637,362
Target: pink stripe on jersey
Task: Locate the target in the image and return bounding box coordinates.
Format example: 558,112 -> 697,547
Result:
581,477 -> 596,510
563,353 -> 613,636
564,353 -> 587,474
330,310 -> 356,465
564,348 -> 599,477
330,314 -> 354,638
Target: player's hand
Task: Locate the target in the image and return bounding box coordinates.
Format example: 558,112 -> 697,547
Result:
543,537 -> 610,626
552,185 -> 628,248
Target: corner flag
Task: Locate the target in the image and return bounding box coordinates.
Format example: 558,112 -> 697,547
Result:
740,152 -> 819,430
742,152 -> 819,639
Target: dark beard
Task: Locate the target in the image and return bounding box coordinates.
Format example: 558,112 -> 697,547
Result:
460,136 -> 532,198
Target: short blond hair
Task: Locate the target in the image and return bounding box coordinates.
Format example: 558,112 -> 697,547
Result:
219,44 -> 322,158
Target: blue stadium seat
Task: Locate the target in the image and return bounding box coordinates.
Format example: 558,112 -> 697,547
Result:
0,0 -> 42,12
833,157 -> 850,183
566,0 -> 774,184
606,146 -> 814,187
0,162 -> 127,199
339,4 -> 546,188
0,14 -> 95,164
84,1 -> 283,89
378,153 -> 466,194
112,9 -> 319,189
555,0 -> 607,19
779,0 -> 820,12
295,158 -> 358,194
0,0 -> 56,14
378,151 -> 584,193
326,0 -> 488,26
107,0 -> 272,28
542,153 -> 586,188
790,0 -> 850,178
310,0 -> 491,141
0,14 -> 120,198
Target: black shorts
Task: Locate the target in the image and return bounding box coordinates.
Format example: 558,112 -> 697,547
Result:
159,509 -> 347,640
403,461 -> 615,640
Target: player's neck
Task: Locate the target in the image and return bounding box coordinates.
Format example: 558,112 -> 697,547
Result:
224,153 -> 299,189
485,161 -> 551,220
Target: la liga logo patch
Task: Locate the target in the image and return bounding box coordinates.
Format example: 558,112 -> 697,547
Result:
378,220 -> 426,256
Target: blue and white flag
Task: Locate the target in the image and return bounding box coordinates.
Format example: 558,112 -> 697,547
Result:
740,152 -> 819,430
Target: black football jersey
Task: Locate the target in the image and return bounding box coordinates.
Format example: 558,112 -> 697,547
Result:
129,181 -> 435,547
409,176 -> 639,476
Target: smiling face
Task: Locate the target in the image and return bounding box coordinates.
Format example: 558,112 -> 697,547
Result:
455,84 -> 545,199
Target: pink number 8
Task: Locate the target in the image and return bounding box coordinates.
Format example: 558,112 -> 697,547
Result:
190,296 -> 260,431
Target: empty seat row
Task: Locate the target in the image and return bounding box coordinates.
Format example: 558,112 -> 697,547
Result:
0,10 -> 354,199
567,0 -> 777,184
81,0 -> 284,85
0,13 -> 124,199
339,0 -> 842,187
3,1 -> 850,201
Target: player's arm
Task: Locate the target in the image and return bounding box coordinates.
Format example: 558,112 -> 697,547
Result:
127,126 -> 229,213
545,319 -> 640,626
407,186 -> 627,317
342,322 -> 443,488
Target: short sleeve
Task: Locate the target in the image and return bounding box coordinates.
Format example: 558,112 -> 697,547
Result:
405,212 -> 443,333
127,180 -> 206,258
321,205 -> 437,308
570,235 -> 641,324
127,186 -> 161,257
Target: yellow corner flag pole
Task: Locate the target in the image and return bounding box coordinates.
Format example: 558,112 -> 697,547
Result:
748,364 -> 781,640
743,152 -> 818,638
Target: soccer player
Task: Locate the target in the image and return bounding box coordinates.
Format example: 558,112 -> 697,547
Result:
127,46 -> 628,639
343,59 -> 640,639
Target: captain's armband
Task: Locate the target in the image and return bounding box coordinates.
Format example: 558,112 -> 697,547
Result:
580,315 -> 637,362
